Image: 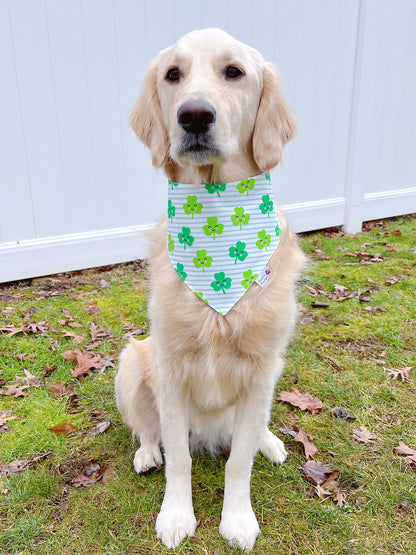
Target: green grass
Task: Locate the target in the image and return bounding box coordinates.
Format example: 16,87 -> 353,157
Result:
1,217 -> 416,554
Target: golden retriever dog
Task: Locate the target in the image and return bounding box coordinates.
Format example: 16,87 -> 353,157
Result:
115,28 -> 305,551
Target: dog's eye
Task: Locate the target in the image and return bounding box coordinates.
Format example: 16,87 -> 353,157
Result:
166,68 -> 180,82
225,66 -> 243,79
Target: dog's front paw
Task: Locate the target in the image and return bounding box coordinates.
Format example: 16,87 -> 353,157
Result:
219,508 -> 260,552
156,504 -> 197,549
259,430 -> 288,465
134,444 -> 163,474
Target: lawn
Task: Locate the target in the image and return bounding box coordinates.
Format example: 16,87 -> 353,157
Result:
1,216 -> 416,554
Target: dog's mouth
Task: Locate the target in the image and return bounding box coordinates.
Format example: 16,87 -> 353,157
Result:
177,132 -> 223,163
174,100 -> 223,164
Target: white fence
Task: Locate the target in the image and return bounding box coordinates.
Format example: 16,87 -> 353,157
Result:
1,0 -> 415,282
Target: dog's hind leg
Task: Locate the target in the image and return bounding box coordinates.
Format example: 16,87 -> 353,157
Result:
115,337 -> 163,473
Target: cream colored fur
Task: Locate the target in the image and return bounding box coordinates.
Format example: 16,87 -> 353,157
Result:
115,28 -> 305,551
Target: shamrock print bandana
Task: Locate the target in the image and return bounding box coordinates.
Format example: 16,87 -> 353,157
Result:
167,172 -> 281,314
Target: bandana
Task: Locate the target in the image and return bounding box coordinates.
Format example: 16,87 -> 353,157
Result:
167,172 -> 281,314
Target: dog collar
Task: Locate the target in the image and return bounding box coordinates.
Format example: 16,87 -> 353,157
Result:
166,172 -> 281,314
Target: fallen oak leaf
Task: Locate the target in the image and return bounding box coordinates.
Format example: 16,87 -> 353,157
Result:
46,381 -> 76,398
300,460 -> 337,486
90,420 -> 111,436
363,305 -> 387,312
331,407 -> 356,420
394,442 -> 416,469
49,423 -> 77,435
61,348 -> 102,380
278,388 -> 324,415
386,367 -> 412,382
0,409 -> 19,426
294,430 -> 318,460
352,426 -> 378,444
311,300 -> 330,308
84,300 -> 100,314
0,383 -> 30,398
15,369 -> 44,388
71,461 -> 107,487
0,452 -> 51,475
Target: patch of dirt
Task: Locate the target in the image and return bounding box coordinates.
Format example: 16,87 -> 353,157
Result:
329,337 -> 386,361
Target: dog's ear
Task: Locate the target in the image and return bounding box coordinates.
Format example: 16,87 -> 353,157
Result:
129,62 -> 169,168
252,63 -> 296,171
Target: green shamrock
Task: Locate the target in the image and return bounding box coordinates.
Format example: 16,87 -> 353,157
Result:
168,199 -> 176,222
259,194 -> 274,217
275,224 -> 281,238
175,263 -> 187,281
210,271 -> 232,294
169,180 -> 179,190
256,229 -> 271,251
265,171 -> 271,182
195,291 -> 209,304
231,207 -> 250,230
236,178 -> 255,196
229,241 -> 248,264
241,269 -> 259,290
178,227 -> 195,250
205,183 -> 226,197
168,233 -> 175,253
203,217 -> 224,240
183,195 -> 203,219
193,249 -> 213,272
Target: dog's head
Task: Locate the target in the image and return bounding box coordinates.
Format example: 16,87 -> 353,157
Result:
130,28 -> 296,174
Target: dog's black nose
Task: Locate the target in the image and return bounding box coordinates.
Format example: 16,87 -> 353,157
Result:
177,100 -> 216,134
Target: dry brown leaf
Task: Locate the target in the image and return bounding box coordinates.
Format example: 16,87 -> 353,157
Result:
49,423 -> 77,435
363,305 -> 387,312
90,421 -> 111,436
278,388 -> 324,415
46,381 -> 76,398
61,348 -> 102,380
294,430 -> 318,460
71,462 -> 107,487
300,460 -> 337,486
352,426 -> 378,444
394,442 -> 416,469
84,301 -> 100,314
16,369 -> 43,387
331,407 -> 356,420
0,409 -> 19,426
386,367 -> 412,382
0,383 -> 30,398
0,452 -> 50,475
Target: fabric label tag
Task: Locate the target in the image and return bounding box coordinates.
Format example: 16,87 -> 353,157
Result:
255,266 -> 272,288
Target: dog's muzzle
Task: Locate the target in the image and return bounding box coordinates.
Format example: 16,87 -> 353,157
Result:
176,100 -> 221,161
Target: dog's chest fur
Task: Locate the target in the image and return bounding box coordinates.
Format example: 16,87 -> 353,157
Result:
147,218 -> 303,414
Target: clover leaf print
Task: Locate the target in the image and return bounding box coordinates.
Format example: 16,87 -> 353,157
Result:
265,171 -> 271,182
176,263 -> 187,281
183,195 -> 203,219
168,233 -> 175,253
256,229 -> 271,251
241,269 -> 259,290
205,183 -> 226,197
231,207 -> 250,230
211,271 -> 232,294
193,249 -> 213,272
229,241 -> 248,264
203,217 -> 224,240
168,199 -> 176,222
195,291 -> 209,304
169,180 -> 179,191
236,178 -> 255,196
178,227 -> 195,250
275,224 -> 281,238
259,194 -> 274,217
